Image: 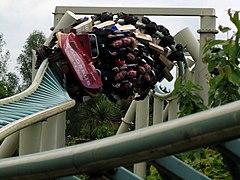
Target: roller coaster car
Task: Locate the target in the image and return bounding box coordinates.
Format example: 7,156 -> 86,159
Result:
55,32 -> 102,96
36,31 -> 102,98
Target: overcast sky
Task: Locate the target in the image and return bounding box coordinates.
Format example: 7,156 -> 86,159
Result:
0,0 -> 239,73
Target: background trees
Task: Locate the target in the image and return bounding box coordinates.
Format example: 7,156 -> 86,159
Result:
16,30 -> 46,88
204,9 -> 240,107
0,30 -> 46,98
0,33 -> 19,98
0,33 -> 9,77
66,95 -> 131,142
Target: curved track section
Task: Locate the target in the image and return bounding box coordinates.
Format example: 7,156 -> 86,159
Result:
0,59 -> 75,141
1,99 -> 240,179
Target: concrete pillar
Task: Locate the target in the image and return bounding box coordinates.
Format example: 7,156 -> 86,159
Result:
0,132 -> 19,158
168,99 -> 178,120
19,123 -> 42,155
40,112 -> 66,151
134,96 -> 149,178
153,97 -> 164,125
56,111 -> 67,148
116,100 -> 136,134
195,15 -> 218,105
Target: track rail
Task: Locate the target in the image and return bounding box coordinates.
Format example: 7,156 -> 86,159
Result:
0,99 -> 240,179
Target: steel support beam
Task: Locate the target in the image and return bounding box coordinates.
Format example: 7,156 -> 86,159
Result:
153,156 -> 210,180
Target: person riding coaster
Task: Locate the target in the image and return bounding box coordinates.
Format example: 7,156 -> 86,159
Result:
35,12 -> 185,102
35,30 -> 156,102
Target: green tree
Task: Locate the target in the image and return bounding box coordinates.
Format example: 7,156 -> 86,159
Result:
66,95 -> 131,143
1,72 -> 20,98
17,30 -> 46,87
0,33 -> 9,77
0,33 -> 19,98
203,9 -> 240,107
77,95 -> 120,140
201,9 -> 240,179
173,77 -> 207,117
66,95 -> 127,141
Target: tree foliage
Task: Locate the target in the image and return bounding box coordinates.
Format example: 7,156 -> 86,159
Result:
203,9 -> 240,107
17,30 -> 46,87
0,33 -> 19,98
0,33 -> 9,77
66,95 -> 125,141
77,95 -> 121,140
172,9 -> 240,179
177,148 -> 231,179
173,77 -> 207,117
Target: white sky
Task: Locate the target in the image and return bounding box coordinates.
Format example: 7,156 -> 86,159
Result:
0,0 -> 239,73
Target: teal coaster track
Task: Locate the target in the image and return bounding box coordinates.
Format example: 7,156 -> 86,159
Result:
0,59 -> 75,140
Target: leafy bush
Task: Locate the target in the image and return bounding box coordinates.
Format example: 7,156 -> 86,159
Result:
172,9 -> 240,179
203,9 -> 240,107
173,77 -> 207,117
147,165 -> 163,180
177,148 -> 231,179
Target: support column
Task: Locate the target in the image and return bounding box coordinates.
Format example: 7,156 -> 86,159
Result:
134,96 -> 149,178
0,132 -> 19,158
116,101 -> 136,134
153,97 -> 164,125
56,111 -> 67,148
168,99 -> 178,120
195,15 -> 218,105
19,123 -> 42,155
40,112 -> 66,151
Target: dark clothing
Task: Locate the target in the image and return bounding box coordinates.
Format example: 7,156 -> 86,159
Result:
92,29 -> 126,72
